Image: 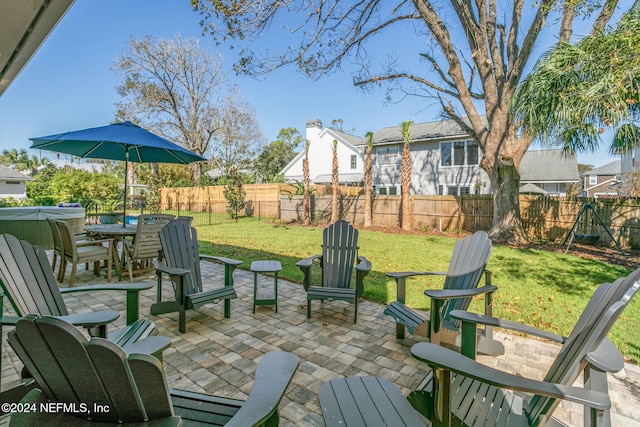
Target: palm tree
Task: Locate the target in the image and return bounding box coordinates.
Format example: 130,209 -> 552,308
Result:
513,7 -> 640,154
302,139 -> 311,225
363,132 -> 374,227
330,139 -> 339,223
400,120 -> 413,231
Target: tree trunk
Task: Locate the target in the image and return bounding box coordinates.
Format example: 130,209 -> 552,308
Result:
486,160 -> 528,245
401,143 -> 411,231
330,140 -> 339,223
364,144 -> 372,227
303,157 -> 310,225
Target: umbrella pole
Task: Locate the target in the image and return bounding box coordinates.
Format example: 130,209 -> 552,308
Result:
123,150 -> 128,227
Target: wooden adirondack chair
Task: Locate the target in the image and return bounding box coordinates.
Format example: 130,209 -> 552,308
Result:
151,219 -> 242,333
297,219 -> 371,323
319,269 -> 640,427
6,315 -> 298,426
411,269 -> 640,426
384,230 -> 503,356
120,214 -> 174,281
0,234 -> 168,388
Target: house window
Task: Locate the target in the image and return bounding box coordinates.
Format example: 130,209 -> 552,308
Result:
447,186 -> 458,196
376,147 -> 398,165
350,155 -> 357,169
467,141 -> 479,164
379,187 -> 388,195
589,175 -> 597,185
460,187 -> 470,195
389,186 -> 397,195
5,181 -> 20,185
441,141 -> 479,166
438,185 -> 444,195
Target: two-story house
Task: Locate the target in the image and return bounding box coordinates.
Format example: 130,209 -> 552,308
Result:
281,118 -> 579,196
280,119 -> 364,185
582,160 -> 621,197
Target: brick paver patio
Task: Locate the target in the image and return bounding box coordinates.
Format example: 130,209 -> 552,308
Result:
2,254 -> 639,426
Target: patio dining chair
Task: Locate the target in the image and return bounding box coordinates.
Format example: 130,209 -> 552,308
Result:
57,220 -> 114,287
6,315 -> 298,426
120,213 -> 174,281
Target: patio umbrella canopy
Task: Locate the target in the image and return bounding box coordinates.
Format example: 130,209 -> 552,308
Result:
30,121 -> 205,222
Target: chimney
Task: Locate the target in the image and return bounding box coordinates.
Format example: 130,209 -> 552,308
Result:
306,119 -> 323,144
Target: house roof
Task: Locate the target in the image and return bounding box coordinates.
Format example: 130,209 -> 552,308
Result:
330,129 -> 363,146
0,165 -> 33,181
0,0 -> 74,96
361,117 -> 482,146
520,149 -> 579,183
584,160 -> 621,176
519,183 -> 548,194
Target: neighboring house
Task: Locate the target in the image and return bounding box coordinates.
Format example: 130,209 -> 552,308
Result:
581,160 -> 621,197
280,119 -> 364,185
0,165 -> 33,199
519,150 -> 580,196
280,117 -> 580,196
356,118 -> 489,195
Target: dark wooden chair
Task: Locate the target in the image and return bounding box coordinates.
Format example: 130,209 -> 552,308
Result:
0,233 -> 168,388
6,315 -> 298,426
383,230 -> 503,356
320,268 -> 640,427
151,219 -> 242,333
297,219 -> 371,323
120,213 -> 174,281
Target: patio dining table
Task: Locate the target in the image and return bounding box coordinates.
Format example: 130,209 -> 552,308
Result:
85,224 -> 137,275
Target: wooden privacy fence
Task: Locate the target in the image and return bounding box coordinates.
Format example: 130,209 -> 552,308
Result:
159,183 -> 640,249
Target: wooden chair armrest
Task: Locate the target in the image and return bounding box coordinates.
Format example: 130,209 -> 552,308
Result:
0,315 -> 20,326
450,310 -> 565,343
61,283 -> 153,325
424,284 -> 497,300
122,336 -> 172,357
386,271 -> 447,279
56,310 -> 120,329
356,256 -> 372,272
296,254 -> 322,268
411,342 -> 611,410
153,261 -> 189,277
77,238 -> 113,246
585,338 -> 625,373
200,254 -> 243,266
60,283 -> 153,293
225,352 -> 300,427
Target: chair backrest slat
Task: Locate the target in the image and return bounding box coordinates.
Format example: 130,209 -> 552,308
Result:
130,214 -> 173,259
158,219 -> 202,294
0,234 -> 68,316
322,220 -> 358,289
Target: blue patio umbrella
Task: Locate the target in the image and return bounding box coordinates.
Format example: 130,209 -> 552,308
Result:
30,121 -> 205,223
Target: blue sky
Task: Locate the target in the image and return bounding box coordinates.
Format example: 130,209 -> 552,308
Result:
0,0 -> 619,168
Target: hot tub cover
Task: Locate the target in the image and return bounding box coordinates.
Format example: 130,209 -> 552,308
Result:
0,206 -> 85,221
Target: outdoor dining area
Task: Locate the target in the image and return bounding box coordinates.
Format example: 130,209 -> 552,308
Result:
0,216 -> 639,426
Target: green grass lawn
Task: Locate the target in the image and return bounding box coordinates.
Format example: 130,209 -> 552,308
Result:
195,216 -> 639,364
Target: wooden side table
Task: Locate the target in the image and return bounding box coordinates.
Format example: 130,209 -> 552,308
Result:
318,376 -> 425,426
250,260 -> 282,313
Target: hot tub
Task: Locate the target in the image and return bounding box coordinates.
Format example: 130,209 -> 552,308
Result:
0,206 -> 85,250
